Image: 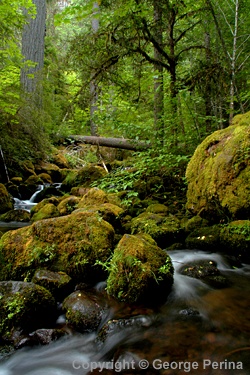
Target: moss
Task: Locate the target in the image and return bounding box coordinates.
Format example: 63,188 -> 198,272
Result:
131,212 -> 182,248
62,165 -> 106,189
0,209 -> 31,223
32,270 -> 73,300
106,234 -> 174,304
146,204 -> 169,215
57,196 -> 80,215
185,216 -> 209,233
186,114 -> 250,220
77,188 -> 109,208
185,225 -> 221,251
220,220 -> 250,261
31,203 -> 60,222
0,184 -> 14,214
0,281 -> 56,339
0,211 -> 115,283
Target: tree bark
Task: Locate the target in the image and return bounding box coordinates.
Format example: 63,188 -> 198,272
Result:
68,135 -> 151,151
21,0 -> 46,102
153,0 -> 164,143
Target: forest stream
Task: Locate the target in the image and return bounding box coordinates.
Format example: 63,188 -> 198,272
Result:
0,250 -> 249,375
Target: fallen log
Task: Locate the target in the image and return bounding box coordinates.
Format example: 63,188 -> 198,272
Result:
68,135 -> 151,151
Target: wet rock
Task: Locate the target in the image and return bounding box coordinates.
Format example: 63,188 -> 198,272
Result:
0,281 -> 57,342
62,290 -> 109,333
106,233 -> 174,304
180,260 -> 229,288
29,328 -> 67,345
97,315 -> 156,344
32,270 -> 73,301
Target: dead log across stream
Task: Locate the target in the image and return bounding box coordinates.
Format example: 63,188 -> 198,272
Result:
68,135 -> 151,151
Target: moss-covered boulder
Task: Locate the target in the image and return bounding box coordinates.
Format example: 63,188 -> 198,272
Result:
0,184 -> 14,214
185,220 -> 250,261
131,212 -> 182,248
77,187 -> 109,208
0,209 -> 30,222
106,233 -> 174,304
186,113 -> 250,220
57,195 -> 80,216
76,203 -> 124,231
62,165 -> 107,190
185,215 -> 210,233
0,281 -> 57,341
32,270 -> 73,301
0,211 -> 115,283
30,197 -> 59,217
31,203 -> 60,222
220,220 -> 250,261
146,204 -> 169,215
62,290 -> 108,333
185,225 -> 221,251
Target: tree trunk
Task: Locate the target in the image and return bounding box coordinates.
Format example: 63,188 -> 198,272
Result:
68,135 -> 151,151
21,0 -> 46,104
90,1 -> 100,136
153,0 -> 164,143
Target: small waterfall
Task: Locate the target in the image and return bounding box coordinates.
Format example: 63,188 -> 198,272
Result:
14,185 -> 44,211
29,184 -> 44,203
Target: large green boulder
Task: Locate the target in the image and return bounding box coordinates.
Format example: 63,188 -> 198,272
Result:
106,233 -> 174,304
186,112 -> 250,220
0,211 -> 115,283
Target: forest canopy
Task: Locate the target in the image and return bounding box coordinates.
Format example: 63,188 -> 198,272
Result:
0,0 -> 250,173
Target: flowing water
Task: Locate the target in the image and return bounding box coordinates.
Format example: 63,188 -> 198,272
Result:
0,250 -> 250,375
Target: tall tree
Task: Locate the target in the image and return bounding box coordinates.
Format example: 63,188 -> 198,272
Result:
21,0 -> 46,104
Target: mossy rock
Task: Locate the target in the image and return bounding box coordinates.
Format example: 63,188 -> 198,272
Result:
106,233 -> 174,304
76,203 -> 124,231
62,165 -> 106,189
185,215 -> 210,233
185,225 -> 221,251
77,188 -> 109,208
131,212 -> 182,248
24,175 -> 42,185
62,290 -> 108,333
37,162 -> 64,182
37,173 -> 53,184
186,113 -> 250,220
32,270 -> 73,301
146,204 -> 169,215
20,160 -> 36,178
10,177 -> 23,185
0,211 -> 115,283
49,152 -> 70,169
57,195 -> 80,215
0,184 -> 14,214
31,203 -> 60,222
30,197 -> 60,217
220,220 -> 250,262
0,281 -> 57,341
0,209 -> 30,223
